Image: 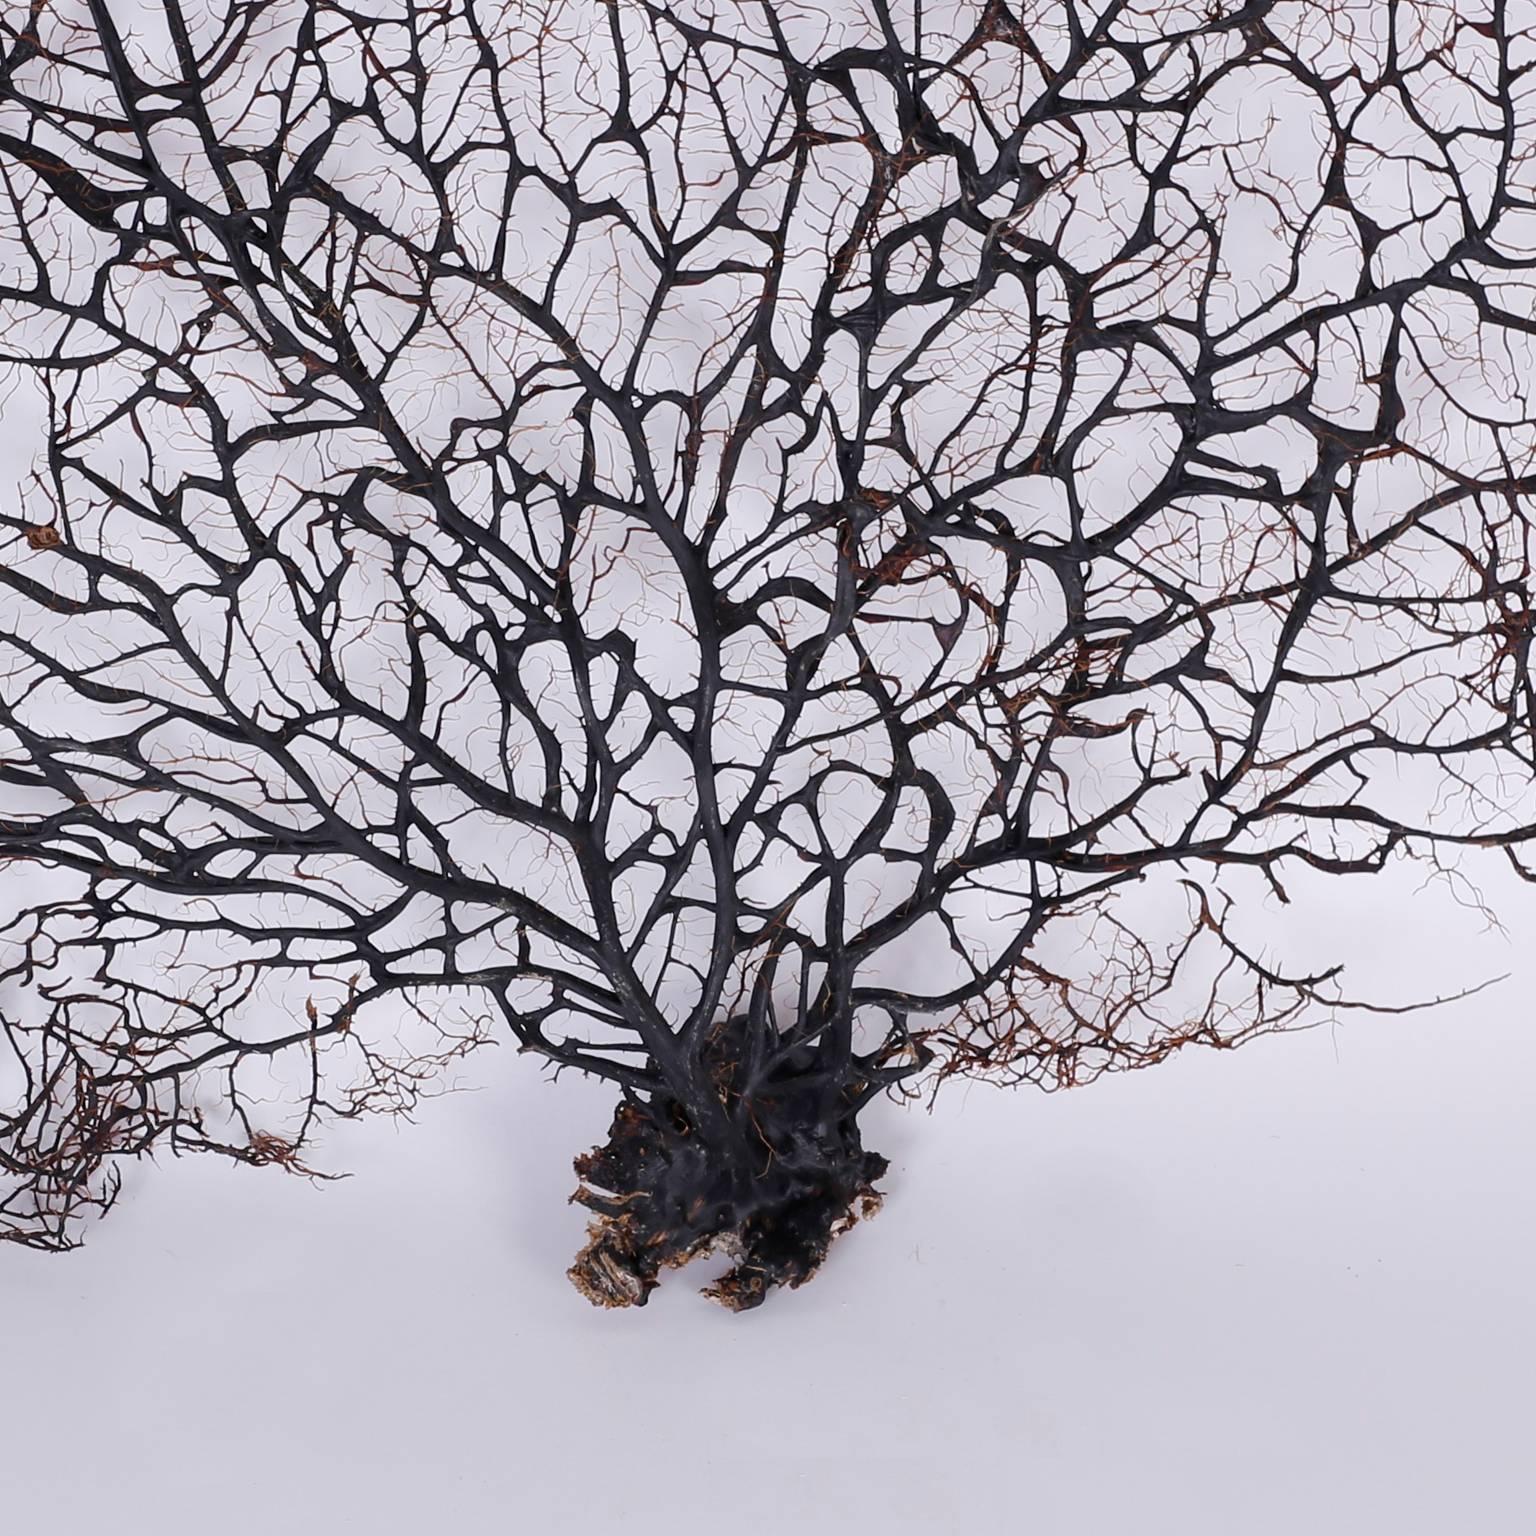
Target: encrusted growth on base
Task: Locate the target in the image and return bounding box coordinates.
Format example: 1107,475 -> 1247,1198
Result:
567,1017 -> 888,1311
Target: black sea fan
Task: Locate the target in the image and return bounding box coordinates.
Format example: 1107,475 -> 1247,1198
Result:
1,0 -> 1532,1306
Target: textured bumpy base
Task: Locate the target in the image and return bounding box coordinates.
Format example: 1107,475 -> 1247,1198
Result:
567,1020 -> 888,1310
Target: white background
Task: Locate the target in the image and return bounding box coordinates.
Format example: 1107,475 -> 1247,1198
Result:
1,5 -> 1533,1529
1,853 -> 1530,1535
